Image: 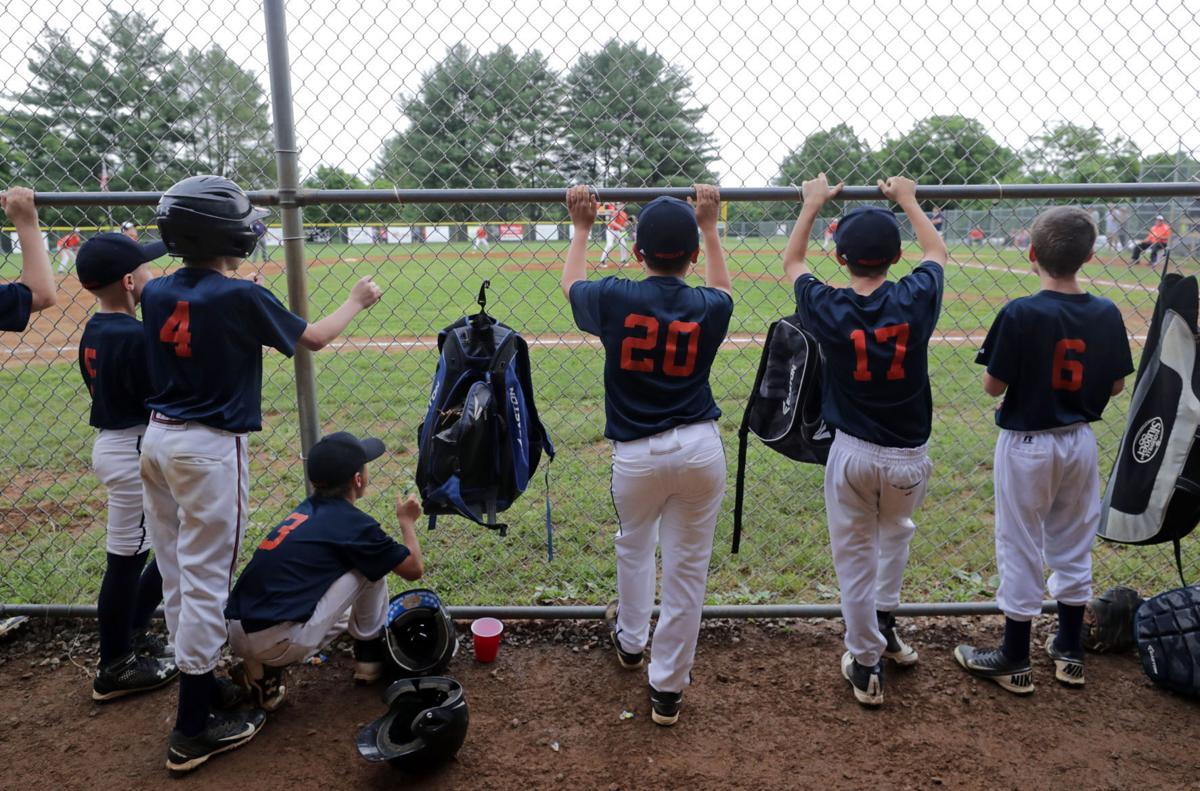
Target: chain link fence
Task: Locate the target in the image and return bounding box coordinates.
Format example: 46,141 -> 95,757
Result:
2,0 -> 1199,610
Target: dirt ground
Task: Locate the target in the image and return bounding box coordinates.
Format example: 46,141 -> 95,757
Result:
1,617 -> 1198,790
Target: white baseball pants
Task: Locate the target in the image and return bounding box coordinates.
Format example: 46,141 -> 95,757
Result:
993,424 -> 1100,621
825,432 -> 932,667
93,426 -> 150,556
600,229 -> 628,265
228,570 -> 389,667
610,420 -> 726,694
141,416 -> 248,675
473,237 -> 489,252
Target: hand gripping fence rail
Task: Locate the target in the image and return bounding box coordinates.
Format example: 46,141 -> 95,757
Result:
2,0 -> 1199,619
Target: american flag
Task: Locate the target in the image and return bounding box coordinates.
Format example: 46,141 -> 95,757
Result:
99,160 -> 109,192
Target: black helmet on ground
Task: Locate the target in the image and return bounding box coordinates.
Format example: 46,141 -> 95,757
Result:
384,589 -> 458,676
156,175 -> 267,260
356,676 -> 469,770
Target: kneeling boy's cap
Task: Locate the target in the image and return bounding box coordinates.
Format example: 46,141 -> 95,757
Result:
835,207 -> 902,268
636,197 -> 699,263
75,233 -> 167,290
307,431 -> 386,487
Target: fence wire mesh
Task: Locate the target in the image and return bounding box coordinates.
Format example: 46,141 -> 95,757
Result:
1,0 -> 1199,609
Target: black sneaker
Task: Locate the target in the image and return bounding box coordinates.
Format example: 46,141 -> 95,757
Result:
132,629 -> 173,660
166,708 -> 267,772
353,635 -> 386,685
649,686 -> 682,726
92,651 -> 179,702
840,651 -> 884,707
878,612 -> 918,666
604,600 -> 645,670
954,645 -> 1034,695
1045,637 -> 1085,687
230,660 -> 286,711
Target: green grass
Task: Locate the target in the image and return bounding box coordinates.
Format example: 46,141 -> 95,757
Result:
0,238 -> 1192,606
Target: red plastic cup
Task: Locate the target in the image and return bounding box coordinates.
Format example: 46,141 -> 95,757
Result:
471,617 -> 504,662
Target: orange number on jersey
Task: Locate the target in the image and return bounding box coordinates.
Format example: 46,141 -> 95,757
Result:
850,323 -> 911,382
159,301 -> 193,358
620,314 -> 658,373
662,321 -> 701,377
83,347 -> 98,378
258,512 -> 309,551
1051,338 -> 1086,391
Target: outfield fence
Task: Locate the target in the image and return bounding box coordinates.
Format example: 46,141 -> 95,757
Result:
2,0 -> 1199,615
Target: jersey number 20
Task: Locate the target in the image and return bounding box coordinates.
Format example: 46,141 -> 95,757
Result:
159,301 -> 193,358
620,314 -> 701,377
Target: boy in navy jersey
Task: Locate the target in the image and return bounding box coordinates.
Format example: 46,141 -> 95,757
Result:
0,187 -> 58,328
956,207 -> 1133,693
142,176 -> 382,773
785,174 -> 947,707
226,431 -> 424,711
77,233 -> 178,701
561,184 -> 732,726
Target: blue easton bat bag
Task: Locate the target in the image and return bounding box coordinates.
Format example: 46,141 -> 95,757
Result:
731,314 -> 832,553
416,282 -> 555,557
1100,261 -> 1199,586
1135,584 -> 1200,698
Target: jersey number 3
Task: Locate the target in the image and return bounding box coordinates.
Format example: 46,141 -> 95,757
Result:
259,512 -> 309,551
619,314 -> 701,377
159,301 -> 193,358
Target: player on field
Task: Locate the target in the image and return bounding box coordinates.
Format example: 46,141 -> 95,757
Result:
562,184 -> 732,726
473,224 -> 489,253
77,233 -> 178,701
56,227 -> 82,273
784,173 -> 947,708
225,431 -> 425,710
0,187 -> 57,326
956,206 -> 1133,694
1131,214 -> 1171,266
599,201 -> 630,267
141,175 -> 382,773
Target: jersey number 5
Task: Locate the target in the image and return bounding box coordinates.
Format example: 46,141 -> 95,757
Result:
850,323 -> 910,382
1052,338 -> 1086,391
159,301 -> 193,358
619,314 -> 701,377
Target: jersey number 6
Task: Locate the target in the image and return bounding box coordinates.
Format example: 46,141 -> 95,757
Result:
159,301 -> 193,358
620,314 -> 701,377
1051,338 -> 1086,391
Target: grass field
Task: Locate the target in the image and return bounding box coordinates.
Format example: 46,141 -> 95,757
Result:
0,236 -> 1193,607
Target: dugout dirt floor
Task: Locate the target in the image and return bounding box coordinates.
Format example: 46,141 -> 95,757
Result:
1,616 -> 1198,791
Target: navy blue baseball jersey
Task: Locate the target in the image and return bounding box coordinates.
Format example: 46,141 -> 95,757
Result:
570,275 -> 733,441
141,268 -> 307,433
0,282 -> 32,332
794,261 -> 944,448
79,312 -> 151,430
977,291 -> 1134,431
225,496 -> 409,628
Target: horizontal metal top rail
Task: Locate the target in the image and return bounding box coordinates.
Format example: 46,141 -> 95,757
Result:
14,182 -> 1200,207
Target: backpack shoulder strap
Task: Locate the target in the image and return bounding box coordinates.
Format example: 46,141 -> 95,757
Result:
732,319 -> 782,554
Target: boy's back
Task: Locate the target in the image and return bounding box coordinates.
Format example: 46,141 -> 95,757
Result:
570,275 -> 732,440
81,312 -> 152,429
979,291 -> 1131,430
142,267 -> 306,433
795,260 -> 943,448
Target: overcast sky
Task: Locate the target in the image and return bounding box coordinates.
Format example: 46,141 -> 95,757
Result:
2,0 -> 1197,186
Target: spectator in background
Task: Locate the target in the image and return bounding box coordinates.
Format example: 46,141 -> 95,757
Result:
1118,205 -> 1130,249
930,207 -> 945,238
1131,215 -> 1172,266
968,226 -> 986,247
251,216 -> 270,262
56,227 -> 82,273
120,221 -> 138,241
1011,227 -> 1031,250
1105,205 -> 1123,250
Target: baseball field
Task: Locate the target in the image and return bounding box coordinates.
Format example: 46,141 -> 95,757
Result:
0,236 -> 1191,609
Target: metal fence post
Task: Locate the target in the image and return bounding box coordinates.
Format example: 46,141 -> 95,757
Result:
263,0 -> 320,484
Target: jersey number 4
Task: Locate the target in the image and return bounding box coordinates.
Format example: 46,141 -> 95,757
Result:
619,314 -> 701,377
850,323 -> 910,382
159,301 -> 193,358
1052,338 -> 1086,391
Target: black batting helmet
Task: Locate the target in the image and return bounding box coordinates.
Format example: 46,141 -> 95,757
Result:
156,175 -> 267,260
385,589 -> 458,676
356,677 -> 469,770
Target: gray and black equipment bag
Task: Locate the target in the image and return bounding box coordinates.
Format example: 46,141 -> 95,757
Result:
1099,259 -> 1200,585
732,315 -> 832,553
1135,584 -> 1200,698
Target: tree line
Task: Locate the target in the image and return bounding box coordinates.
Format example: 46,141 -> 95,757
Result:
2,10 -> 1193,229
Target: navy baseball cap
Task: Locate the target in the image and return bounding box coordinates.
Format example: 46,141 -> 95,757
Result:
636,197 -> 699,263
75,233 -> 166,290
835,207 -> 902,268
307,431 -> 386,487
